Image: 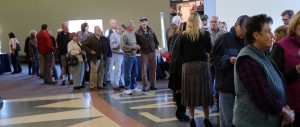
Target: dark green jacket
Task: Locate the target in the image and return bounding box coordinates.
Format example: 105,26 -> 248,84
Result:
82,34 -> 107,62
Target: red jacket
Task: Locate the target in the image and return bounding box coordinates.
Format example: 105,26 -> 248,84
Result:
37,31 -> 55,55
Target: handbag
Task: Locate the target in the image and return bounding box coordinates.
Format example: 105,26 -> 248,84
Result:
66,54 -> 78,66
15,39 -> 21,51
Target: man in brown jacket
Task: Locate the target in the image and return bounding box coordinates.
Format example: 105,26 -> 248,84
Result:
136,17 -> 159,91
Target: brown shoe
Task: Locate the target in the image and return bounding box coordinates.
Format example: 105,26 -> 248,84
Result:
90,87 -> 99,91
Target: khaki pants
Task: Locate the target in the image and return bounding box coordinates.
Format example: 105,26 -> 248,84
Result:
89,60 -> 105,88
141,52 -> 157,88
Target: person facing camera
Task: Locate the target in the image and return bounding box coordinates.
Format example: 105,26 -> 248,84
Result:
233,14 -> 294,127
68,33 -> 85,90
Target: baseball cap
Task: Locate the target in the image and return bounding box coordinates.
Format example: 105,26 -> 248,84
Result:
140,17 -> 148,22
201,15 -> 208,20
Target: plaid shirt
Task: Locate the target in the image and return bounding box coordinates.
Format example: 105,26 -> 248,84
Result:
236,56 -> 283,114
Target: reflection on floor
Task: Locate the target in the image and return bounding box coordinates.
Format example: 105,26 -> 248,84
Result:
0,66 -> 219,127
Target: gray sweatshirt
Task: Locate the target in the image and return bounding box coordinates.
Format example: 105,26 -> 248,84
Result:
120,31 -> 138,56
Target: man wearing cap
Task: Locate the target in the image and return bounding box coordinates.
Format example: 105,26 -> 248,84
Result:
201,14 -> 209,30
136,17 -> 159,91
209,15 -> 249,127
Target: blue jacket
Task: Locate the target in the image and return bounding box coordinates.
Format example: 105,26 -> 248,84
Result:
209,27 -> 246,93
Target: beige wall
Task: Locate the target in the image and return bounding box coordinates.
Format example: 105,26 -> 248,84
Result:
0,0 -> 169,54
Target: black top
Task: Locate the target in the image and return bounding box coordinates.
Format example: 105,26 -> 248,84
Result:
24,36 -> 30,54
56,32 -> 70,55
179,30 -> 212,63
270,43 -> 299,84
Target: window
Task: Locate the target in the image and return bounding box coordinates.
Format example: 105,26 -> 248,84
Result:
68,19 -> 103,33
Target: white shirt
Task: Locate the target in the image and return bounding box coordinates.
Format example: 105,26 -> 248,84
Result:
9,38 -> 19,53
104,28 -> 117,38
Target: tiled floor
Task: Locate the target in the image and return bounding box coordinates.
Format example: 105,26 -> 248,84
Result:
0,65 -> 218,127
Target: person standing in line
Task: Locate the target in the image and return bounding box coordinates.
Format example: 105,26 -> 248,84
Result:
281,10 -> 294,26
169,22 -> 190,122
209,15 -> 249,127
78,22 -> 93,87
178,12 -> 213,127
82,26 -> 107,91
271,11 -> 300,127
24,30 -> 36,75
48,30 -> 58,81
68,33 -> 84,90
136,17 -> 159,92
208,16 -> 226,113
37,24 -> 56,84
104,19 -> 117,85
8,32 -> 22,74
121,21 -> 142,95
28,30 -> 39,76
110,25 -> 126,91
233,14 -> 294,127
57,22 -> 73,85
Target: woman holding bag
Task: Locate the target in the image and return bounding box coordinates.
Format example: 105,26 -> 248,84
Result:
68,33 -> 84,89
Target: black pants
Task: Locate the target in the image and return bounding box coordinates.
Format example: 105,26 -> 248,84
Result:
25,54 -> 32,74
175,92 -> 186,116
294,113 -> 300,127
11,52 -> 22,72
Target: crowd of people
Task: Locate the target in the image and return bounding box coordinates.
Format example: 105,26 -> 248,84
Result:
167,9 -> 299,127
7,8 -> 300,127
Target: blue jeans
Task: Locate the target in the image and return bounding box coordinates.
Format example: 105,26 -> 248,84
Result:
31,58 -> 40,75
124,55 -> 138,90
113,54 -> 124,87
219,92 -> 235,127
104,56 -> 112,84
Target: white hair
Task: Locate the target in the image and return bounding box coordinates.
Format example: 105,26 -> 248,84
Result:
172,16 -> 181,27
29,30 -> 37,36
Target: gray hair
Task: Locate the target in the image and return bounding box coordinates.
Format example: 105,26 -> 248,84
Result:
110,19 -> 117,24
210,16 -> 219,21
126,20 -> 134,28
29,30 -> 37,36
172,16 -> 181,27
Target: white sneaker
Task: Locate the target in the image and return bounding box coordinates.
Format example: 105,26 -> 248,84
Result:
131,88 -> 142,92
124,90 -> 132,95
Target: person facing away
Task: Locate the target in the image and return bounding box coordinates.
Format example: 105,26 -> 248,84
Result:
135,16 -> 160,92
24,30 -> 37,75
178,12 -> 213,127
233,14 -> 294,127
28,30 -> 39,76
209,15 -> 249,127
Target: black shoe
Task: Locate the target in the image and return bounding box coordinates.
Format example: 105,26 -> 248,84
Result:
73,86 -> 81,89
103,83 -> 106,87
142,88 -> 149,92
149,86 -> 158,90
97,86 -> 106,89
80,85 -> 86,88
182,114 -> 190,121
62,80 -> 66,86
45,81 -> 57,85
176,110 -> 190,122
28,72 -> 32,75
113,87 -> 121,91
70,80 -> 74,84
119,85 -> 125,89
204,119 -> 212,127
190,119 -> 196,127
11,71 -> 18,74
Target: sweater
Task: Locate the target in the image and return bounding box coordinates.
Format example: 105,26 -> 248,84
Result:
276,36 -> 300,112
120,31 -> 138,56
179,30 -> 212,63
233,45 -> 286,127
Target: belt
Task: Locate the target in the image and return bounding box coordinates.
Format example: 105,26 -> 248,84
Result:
113,52 -> 123,54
